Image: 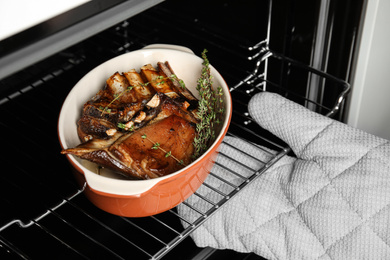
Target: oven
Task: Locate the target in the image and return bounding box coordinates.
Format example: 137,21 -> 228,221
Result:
0,0 -> 367,259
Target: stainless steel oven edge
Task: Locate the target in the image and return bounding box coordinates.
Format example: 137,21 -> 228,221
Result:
0,0 -> 164,80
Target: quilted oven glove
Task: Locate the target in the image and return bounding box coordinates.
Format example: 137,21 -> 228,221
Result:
177,92 -> 390,260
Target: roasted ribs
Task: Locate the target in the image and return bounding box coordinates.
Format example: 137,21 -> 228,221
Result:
62,63 -> 200,179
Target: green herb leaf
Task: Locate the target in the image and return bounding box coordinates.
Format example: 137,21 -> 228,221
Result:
117,123 -> 126,129
193,49 -> 225,159
152,142 -> 160,150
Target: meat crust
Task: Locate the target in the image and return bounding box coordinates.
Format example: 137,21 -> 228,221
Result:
63,115 -> 195,179
62,63 -> 199,179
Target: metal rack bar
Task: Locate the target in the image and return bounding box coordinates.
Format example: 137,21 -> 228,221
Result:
0,0 -> 351,258
0,48 -> 349,260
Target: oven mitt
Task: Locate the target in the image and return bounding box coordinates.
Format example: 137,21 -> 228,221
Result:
177,92 -> 390,260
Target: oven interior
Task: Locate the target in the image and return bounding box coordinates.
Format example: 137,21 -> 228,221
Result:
0,0 -> 352,259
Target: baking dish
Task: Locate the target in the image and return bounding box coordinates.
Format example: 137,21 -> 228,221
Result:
58,44 -> 232,217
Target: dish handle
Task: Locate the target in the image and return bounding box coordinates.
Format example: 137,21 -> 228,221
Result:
82,165 -> 162,197
142,44 -> 195,54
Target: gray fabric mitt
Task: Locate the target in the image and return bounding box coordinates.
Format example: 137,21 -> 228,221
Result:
177,92 -> 390,260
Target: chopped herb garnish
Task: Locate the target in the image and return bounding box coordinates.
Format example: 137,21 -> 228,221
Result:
117,122 -> 134,131
117,123 -> 126,129
152,142 -> 160,150
141,134 -> 186,166
179,79 -> 186,89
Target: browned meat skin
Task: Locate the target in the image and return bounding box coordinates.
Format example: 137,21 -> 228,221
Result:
77,115 -> 117,141
140,64 -> 180,99
63,63 -> 201,179
112,114 -> 195,179
123,69 -> 155,100
157,62 -> 200,121
146,92 -> 200,125
105,72 -> 139,104
62,115 -> 195,179
77,72 -> 153,140
157,61 -> 198,102
63,132 -> 123,154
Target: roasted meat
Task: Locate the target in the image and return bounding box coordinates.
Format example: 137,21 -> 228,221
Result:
62,94 -> 197,179
63,114 -> 195,179
62,63 -> 200,179
78,70 -> 155,141
157,61 -> 198,104
140,64 -> 180,99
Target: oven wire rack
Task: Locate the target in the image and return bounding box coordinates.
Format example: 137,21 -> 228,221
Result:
0,49 -> 349,260
0,1 -> 350,259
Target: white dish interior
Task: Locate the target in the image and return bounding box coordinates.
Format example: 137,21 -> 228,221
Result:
58,47 -> 231,196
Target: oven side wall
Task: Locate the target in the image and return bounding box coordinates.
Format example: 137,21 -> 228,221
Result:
346,0 -> 390,140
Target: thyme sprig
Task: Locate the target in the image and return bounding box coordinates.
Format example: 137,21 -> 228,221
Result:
142,134 -> 185,165
193,49 -> 225,159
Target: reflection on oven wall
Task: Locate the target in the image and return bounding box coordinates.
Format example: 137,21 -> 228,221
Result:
270,0 -> 390,140
269,0 -> 362,121
346,0 -> 390,140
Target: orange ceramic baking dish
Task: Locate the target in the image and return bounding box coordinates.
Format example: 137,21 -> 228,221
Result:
58,44 -> 232,217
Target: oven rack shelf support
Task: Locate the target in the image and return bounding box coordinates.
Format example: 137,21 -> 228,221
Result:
0,0 -> 351,257
0,49 -> 350,260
